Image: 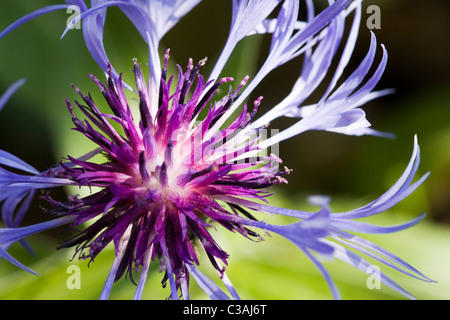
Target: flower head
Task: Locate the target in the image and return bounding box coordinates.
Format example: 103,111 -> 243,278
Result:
0,0 -> 433,300
46,55 -> 290,299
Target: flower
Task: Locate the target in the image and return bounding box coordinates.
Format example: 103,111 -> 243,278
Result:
0,79 -> 75,228
0,0 -> 433,300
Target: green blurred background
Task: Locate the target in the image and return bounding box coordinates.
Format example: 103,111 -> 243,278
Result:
0,0 -> 449,299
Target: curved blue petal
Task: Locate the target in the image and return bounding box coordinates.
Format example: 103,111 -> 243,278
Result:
0,149 -> 39,175
331,229 -> 434,283
0,248 -> 39,275
327,240 -> 418,300
302,247 -> 341,300
0,78 -> 26,113
99,224 -> 133,300
335,136 -> 428,219
186,263 -> 232,300
0,4 -> 71,40
0,216 -> 75,274
331,213 -> 426,234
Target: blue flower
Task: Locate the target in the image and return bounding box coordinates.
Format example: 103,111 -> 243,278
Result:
0,0 -> 433,299
221,135 -> 432,299
0,216 -> 74,275
0,80 -> 74,229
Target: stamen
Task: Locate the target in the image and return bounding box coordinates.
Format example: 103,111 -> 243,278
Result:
162,48 -> 170,82
159,162 -> 168,188
139,151 -> 151,183
191,77 -> 234,121
164,141 -> 174,168
188,165 -> 215,181
134,59 -> 153,130
179,57 -> 207,105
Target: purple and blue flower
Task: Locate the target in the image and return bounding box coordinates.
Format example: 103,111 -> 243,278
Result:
0,0 -> 433,299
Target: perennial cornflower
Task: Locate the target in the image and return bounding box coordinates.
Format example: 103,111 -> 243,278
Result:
0,0 -> 434,300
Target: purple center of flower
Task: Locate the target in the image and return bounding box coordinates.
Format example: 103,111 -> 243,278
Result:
45,50 -> 288,290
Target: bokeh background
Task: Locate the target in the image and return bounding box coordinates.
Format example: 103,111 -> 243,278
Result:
0,0 -> 449,299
